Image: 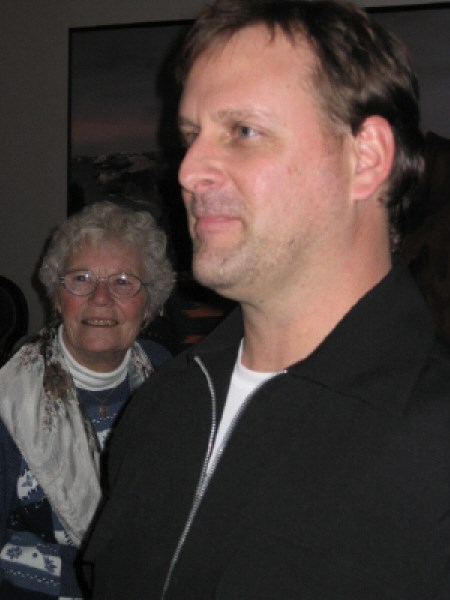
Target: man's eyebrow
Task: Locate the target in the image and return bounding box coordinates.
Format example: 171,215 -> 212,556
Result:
178,116 -> 199,130
178,109 -> 271,128
216,108 -> 269,122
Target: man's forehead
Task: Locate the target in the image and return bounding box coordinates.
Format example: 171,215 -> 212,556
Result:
188,22 -> 309,72
178,26 -> 318,127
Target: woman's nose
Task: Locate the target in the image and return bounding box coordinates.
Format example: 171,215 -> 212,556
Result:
89,279 -> 114,304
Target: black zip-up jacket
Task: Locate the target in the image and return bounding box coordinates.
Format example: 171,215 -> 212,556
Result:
83,262 -> 450,599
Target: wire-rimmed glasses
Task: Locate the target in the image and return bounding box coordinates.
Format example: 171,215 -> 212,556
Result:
59,270 -> 148,300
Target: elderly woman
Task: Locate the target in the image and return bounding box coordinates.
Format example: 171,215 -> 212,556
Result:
0,200 -> 174,598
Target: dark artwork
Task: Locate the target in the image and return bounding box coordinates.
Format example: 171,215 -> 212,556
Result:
368,6 -> 450,345
68,21 -> 234,353
68,21 -> 191,272
369,6 -> 450,345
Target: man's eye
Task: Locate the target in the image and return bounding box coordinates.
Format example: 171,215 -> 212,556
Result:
181,131 -> 198,148
235,125 -> 258,139
75,273 -> 91,283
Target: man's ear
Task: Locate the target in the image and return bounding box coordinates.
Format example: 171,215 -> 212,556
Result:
350,115 -> 395,202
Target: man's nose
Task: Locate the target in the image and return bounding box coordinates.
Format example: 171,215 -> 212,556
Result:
178,135 -> 225,196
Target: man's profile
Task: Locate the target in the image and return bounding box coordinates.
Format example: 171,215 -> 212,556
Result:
82,1 -> 450,598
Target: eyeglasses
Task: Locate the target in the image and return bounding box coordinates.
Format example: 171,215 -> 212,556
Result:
59,270 -> 148,300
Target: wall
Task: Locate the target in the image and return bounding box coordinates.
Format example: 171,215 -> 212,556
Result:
0,0 -> 447,334
0,0 -> 207,334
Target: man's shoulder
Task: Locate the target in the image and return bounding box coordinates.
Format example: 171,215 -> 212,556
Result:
138,307 -> 243,385
416,336 -> 450,395
402,336 -> 450,433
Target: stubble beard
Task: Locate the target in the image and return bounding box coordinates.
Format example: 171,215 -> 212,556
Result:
191,238 -> 240,297
191,232 -> 274,302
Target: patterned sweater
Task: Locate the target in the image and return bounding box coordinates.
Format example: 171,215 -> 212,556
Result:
0,337 -> 170,599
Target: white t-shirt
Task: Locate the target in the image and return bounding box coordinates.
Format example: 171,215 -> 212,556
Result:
207,340 -> 280,471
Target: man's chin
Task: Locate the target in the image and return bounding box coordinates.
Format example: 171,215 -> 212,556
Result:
192,267 -> 236,300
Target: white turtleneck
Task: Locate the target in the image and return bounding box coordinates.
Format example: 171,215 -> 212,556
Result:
58,325 -> 130,391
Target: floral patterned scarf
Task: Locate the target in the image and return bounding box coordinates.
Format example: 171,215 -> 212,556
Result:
0,326 -> 152,546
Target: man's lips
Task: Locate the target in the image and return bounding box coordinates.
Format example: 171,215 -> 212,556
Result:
81,318 -> 118,327
194,214 -> 240,234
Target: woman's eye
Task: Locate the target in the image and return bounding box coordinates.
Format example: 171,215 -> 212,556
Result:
118,279 -> 130,287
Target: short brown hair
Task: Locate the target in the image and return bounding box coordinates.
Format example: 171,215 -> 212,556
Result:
177,0 -> 424,239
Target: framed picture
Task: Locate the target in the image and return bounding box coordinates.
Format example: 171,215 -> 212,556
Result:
68,20 -> 192,267
68,19 -> 234,352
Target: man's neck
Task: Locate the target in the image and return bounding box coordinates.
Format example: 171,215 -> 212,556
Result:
239,255 -> 392,372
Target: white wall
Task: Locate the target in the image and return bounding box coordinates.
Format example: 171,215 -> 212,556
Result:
0,0 -> 446,333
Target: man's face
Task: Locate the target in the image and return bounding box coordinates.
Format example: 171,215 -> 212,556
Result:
178,25 -> 354,306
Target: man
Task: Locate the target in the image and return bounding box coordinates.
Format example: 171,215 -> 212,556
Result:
83,1 -> 450,598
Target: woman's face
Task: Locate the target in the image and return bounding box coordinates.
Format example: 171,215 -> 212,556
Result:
56,237 -> 150,372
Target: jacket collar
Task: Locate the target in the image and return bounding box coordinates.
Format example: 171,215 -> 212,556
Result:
294,261 -> 435,414
187,261 -> 435,415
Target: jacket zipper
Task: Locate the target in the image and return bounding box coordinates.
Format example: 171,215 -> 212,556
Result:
161,355 -> 286,598
161,357 -> 217,599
